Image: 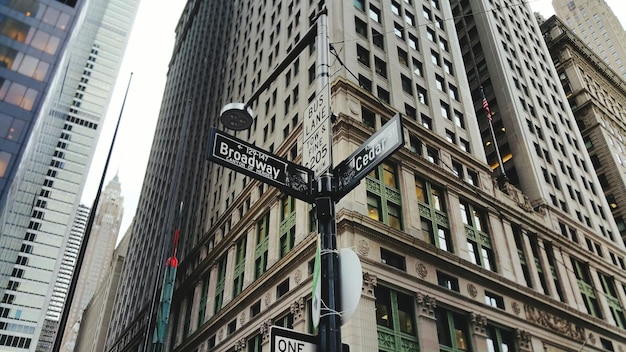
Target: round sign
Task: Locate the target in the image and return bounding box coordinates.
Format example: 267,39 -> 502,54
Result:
340,248 -> 362,325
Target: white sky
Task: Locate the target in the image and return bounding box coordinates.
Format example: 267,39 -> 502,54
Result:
81,0 -> 626,241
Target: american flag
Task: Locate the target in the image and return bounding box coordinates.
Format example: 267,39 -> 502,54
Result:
481,87 -> 492,122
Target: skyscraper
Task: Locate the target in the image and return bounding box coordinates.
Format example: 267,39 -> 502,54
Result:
72,230 -> 130,352
108,1 -> 626,352
0,0 -> 85,211
552,0 -> 626,80
57,175 -> 123,351
0,0 -> 138,350
34,204 -> 89,351
541,15 -> 626,242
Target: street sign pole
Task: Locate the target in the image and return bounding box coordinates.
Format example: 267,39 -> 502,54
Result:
313,10 -> 342,352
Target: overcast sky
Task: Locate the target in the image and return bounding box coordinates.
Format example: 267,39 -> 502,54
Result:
81,0 -> 626,242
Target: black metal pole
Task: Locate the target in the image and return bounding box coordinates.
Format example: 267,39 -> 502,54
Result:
316,173 -> 341,352
52,73 -> 133,351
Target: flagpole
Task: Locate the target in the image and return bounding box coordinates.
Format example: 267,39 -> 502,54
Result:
481,87 -> 507,180
53,72 -> 133,352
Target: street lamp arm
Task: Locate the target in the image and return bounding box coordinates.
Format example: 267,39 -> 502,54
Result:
244,21 -> 317,108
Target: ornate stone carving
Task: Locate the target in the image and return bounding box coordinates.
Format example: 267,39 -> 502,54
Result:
260,319 -> 273,342
294,269 -> 302,284
588,333 -> 596,345
467,283 -> 478,298
234,338 -> 246,351
416,292 -> 436,318
357,239 -> 370,256
264,292 -> 271,308
415,262 -> 428,278
501,182 -> 534,212
470,312 -> 487,335
240,311 -> 246,325
512,302 -> 521,315
291,297 -> 306,324
217,327 -> 223,340
515,329 -> 531,351
524,304 -> 585,341
362,272 -> 377,298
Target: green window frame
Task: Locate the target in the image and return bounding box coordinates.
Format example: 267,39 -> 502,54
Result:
528,234 -> 548,295
214,256 -> 227,313
415,176 -> 452,252
247,333 -> 262,352
571,258 -> 603,318
598,271 -> 626,328
460,199 -> 496,272
486,325 -> 515,352
280,196 -> 296,258
512,224 -> 532,288
375,286 -> 419,352
545,243 -> 565,302
255,213 -> 270,279
367,162 -> 403,230
197,274 -> 209,328
435,307 -> 471,352
182,292 -> 193,338
275,312 -> 294,329
233,236 -> 247,298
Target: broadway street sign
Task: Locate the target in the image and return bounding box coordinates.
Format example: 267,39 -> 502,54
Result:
208,128 -> 313,202
334,114 -> 404,200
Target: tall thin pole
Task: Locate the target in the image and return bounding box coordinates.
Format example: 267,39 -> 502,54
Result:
481,87 -> 507,180
315,9 -> 342,352
53,72 -> 133,351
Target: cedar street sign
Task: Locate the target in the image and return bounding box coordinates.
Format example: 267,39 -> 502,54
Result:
270,326 -> 317,352
334,114 -> 404,200
208,128 -> 313,202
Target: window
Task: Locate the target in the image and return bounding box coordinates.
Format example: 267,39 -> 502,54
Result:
363,107 -> 376,128
280,196 -> 296,258
214,256 -> 227,312
412,58 -> 422,76
357,44 -> 370,66
598,271 -> 626,328
460,199 -> 496,271
277,279 -> 290,298
372,29 -> 384,49
366,162 -> 403,230
512,225 -> 532,288
435,308 -> 470,351
375,286 -> 418,352
430,50 -> 440,66
408,34 -> 418,50
397,47 -> 408,66
369,5 -> 381,23
233,236 -> 247,298
416,176 -> 452,252
354,0 -> 364,11
391,1 -> 401,16
355,17 -> 368,38
255,213 -> 270,279
485,291 -> 505,309
437,271 -> 459,291
394,22 -> 404,39
435,75 -> 445,91
197,275 -> 209,328
417,85 -> 428,105
375,57 -> 387,78
486,325 -> 515,352
571,258 -> 603,318
381,248 -> 406,271
401,74 -> 412,94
